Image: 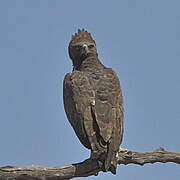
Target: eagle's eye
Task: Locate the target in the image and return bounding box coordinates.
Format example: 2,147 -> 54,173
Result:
88,44 -> 94,49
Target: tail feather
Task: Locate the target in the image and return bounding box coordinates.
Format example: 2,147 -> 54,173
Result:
104,142 -> 118,174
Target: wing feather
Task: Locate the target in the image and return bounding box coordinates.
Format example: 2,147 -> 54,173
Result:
63,69 -> 124,174
92,68 -> 123,143
63,72 -> 96,149
91,68 -> 124,173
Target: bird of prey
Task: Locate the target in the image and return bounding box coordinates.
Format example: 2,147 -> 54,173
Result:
63,29 -> 124,174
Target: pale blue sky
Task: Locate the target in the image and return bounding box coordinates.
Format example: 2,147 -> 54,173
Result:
0,0 -> 180,179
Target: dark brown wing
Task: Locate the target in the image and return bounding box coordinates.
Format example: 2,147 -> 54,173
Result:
63,71 -> 95,149
91,68 -> 124,173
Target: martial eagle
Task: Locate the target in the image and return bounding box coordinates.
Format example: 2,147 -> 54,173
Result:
63,29 -> 124,174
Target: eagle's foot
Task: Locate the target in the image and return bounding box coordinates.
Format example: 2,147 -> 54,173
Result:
117,147 -> 130,158
118,147 -> 129,153
117,147 -> 133,159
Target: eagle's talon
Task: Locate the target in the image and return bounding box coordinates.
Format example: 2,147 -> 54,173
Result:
118,147 -> 129,153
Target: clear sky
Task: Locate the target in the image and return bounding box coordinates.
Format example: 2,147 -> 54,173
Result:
0,0 -> 179,179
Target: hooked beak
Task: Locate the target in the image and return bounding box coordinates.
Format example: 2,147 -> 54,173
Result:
82,44 -> 90,55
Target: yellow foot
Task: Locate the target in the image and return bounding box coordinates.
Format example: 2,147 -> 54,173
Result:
119,147 -> 129,152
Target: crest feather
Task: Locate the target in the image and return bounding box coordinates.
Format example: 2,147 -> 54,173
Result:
69,29 -> 95,46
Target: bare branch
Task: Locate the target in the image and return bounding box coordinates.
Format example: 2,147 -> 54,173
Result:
0,148 -> 179,180
117,147 -> 180,165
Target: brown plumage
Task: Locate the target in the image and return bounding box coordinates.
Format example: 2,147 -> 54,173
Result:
63,29 -> 124,174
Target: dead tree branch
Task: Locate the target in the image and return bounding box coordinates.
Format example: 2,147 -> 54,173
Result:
0,148 -> 179,180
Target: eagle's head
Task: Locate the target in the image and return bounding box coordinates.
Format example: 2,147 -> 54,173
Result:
68,29 -> 97,68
